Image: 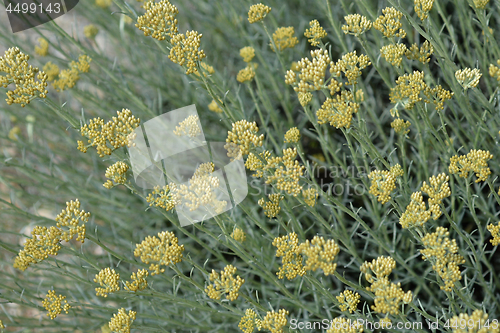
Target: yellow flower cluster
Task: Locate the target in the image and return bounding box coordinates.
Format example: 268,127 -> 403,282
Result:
390,71 -> 453,112
260,309 -> 289,333
285,49 -> 330,92
231,227 -> 246,242
327,317 -> 364,333
373,7 -> 406,38
94,267 -> 121,297
146,184 -> 180,211
337,290 -> 361,313
240,46 -> 255,62
414,0 -> 434,20
489,60 -> 500,83
342,14 -> 372,36
455,68 -> 482,90
284,127 -> 300,143
109,308 -> 136,333
450,310 -> 498,333
298,236 -> 340,276
316,90 -> 361,129
14,199 -> 90,271
368,164 -> 404,204
134,231 -> 184,275
52,55 -> 92,91
208,99 -> 223,113
78,108 -> 140,157
95,0 -> 112,9
272,232 -> 306,280
360,256 -> 413,315
405,40 -> 434,64
381,43 -> 407,67
43,62 -> 60,81
0,47 -> 48,107
205,264 -> 245,301
226,120 -> 264,156
0,320 -> 4,329
302,188 -> 318,207
248,3 -> 271,23
331,51 -> 371,86
391,118 -> 411,135
265,148 -> 305,196
35,38 -> 49,56
194,62 -> 215,78
125,269 -> 149,292
400,173 -> 450,228
169,31 -> 206,75
55,198 -> 91,243
473,0 -> 490,9
42,290 -> 71,320
420,227 -> 465,291
271,27 -> 299,51
84,24 -> 99,39
258,193 -> 283,218
8,126 -> 21,140
13,226 -> 62,271
173,115 -> 201,137
304,19 -> 327,47
136,0 -> 179,40
449,149 -> 493,182
103,161 -> 129,189
237,64 -> 256,83
175,162 -> 227,214
239,309 -> 261,333
420,173 -> 451,218
486,222 -> 500,246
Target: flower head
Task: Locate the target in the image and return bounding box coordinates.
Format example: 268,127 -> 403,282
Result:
226,120 -> 264,156
248,3 -> 271,24
271,27 -> 299,51
449,149 -> 493,182
104,161 -> 129,189
134,231 -> 184,275
84,24 -> 99,39
208,99 -> 223,113
78,108 -> 140,157
169,30 -> 206,75
381,43 -> 407,67
173,115 -> 201,137
258,193 -> 283,218
42,290 -> 70,320
302,188 -> 318,207
109,308 -> 136,333
373,7 -> 406,38
240,46 -> 256,62
414,0 -> 434,20
55,198 -> 90,243
304,19 -> 327,46
405,40 -> 433,64
342,14 -> 372,36
136,0 -> 179,40
35,38 -> 49,56
330,51 -> 371,86
94,267 -> 121,297
125,269 -> 149,292
337,290 -> 361,313
284,127 -> 300,143
489,60 -> 500,83
231,227 -> 246,242
43,62 -> 60,81
237,65 -> 256,83
239,309 -> 262,333
13,226 -> 62,271
473,0 -> 490,9
450,310 -> 498,333
272,232 -> 305,280
455,68 -> 482,90
299,236 -> 339,275
391,118 -> 411,135
487,222 -> 500,246
260,309 -> 289,333
368,164 -> 404,204
205,264 -> 245,301
420,227 -> 465,291
0,47 -> 48,106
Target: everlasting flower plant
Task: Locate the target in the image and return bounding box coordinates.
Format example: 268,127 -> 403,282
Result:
1,0 -> 500,331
